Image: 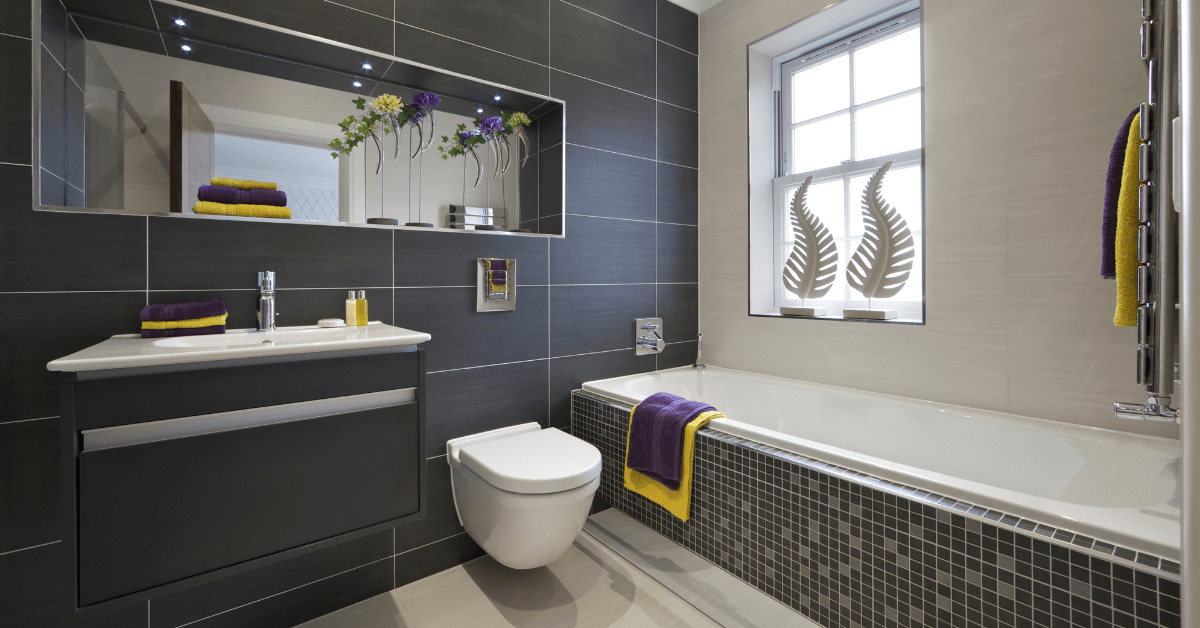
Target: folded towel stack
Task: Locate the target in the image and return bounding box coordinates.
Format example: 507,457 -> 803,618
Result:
140,297 -> 228,338
193,178 -> 291,219
624,392 -> 725,521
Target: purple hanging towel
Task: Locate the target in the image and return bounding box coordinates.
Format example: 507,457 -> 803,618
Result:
1102,108 -> 1139,279
625,392 -> 716,490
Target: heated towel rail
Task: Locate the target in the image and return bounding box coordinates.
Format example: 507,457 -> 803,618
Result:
1115,0 -> 1181,422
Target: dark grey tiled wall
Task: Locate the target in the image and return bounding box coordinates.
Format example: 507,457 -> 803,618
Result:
573,393 -> 1183,628
0,0 -> 698,626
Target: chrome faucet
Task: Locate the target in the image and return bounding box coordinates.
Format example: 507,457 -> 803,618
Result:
694,332 -> 705,370
257,271 -> 277,331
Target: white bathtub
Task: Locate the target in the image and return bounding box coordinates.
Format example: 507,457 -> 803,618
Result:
583,366 -> 1181,561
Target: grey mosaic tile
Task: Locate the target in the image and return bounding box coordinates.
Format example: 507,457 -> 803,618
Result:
572,390 -> 1181,628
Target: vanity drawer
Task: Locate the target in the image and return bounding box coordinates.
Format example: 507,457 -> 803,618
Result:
76,401 -> 419,606
72,349 -> 419,430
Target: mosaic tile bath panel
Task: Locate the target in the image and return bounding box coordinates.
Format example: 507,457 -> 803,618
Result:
571,391 -> 1181,628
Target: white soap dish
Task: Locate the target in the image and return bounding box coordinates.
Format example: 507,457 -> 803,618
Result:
318,318 -> 346,328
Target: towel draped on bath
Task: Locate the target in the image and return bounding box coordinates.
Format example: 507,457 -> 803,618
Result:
624,409 -> 723,522
625,392 -> 715,490
1114,113 -> 1141,327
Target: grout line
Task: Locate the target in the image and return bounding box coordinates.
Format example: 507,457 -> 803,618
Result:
565,213 -> 696,227
428,357 -> 549,375
552,67 -> 696,113
0,32 -> 32,41
393,16 -> 550,69
145,218 -> 149,306
0,540 -> 61,557
0,415 -> 59,426
558,0 -> 656,41
320,0 -> 392,21
394,531 -> 466,558
0,161 -> 33,167
566,143 -> 696,170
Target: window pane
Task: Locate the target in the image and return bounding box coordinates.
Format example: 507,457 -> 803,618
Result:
790,54 -> 849,123
791,114 -> 850,174
853,27 -> 920,104
854,93 -> 921,160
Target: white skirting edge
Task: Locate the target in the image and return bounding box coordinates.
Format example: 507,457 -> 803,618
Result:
584,509 -> 820,628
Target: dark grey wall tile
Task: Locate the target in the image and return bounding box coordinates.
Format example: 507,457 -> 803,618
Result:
70,15 -> 166,57
395,286 -> 547,372
551,350 -> 652,429
538,214 -> 563,236
561,0 -> 654,36
39,47 -> 64,181
550,1 -> 654,98
394,230 -> 548,287
550,71 -> 654,160
656,0 -> 698,55
425,359 -> 549,456
41,0 -> 65,63
657,339 -> 697,370
394,459 -> 462,554
0,418 -> 58,554
657,102 -> 698,168
656,282 -> 697,343
326,0 -> 393,19
656,162 -> 697,225
0,291 -> 146,423
0,36 -> 31,166
66,15 -> 84,83
0,0 -> 31,38
395,0 -> 549,65
550,215 -> 655,285
61,0 -> 158,30
39,170 -> 64,206
65,81 -> 84,191
188,558 -> 391,628
536,105 -> 563,151
395,532 -> 485,589
657,40 -> 698,111
150,530 -> 392,628
76,602 -> 148,628
184,0 -> 393,57
564,145 -> 654,221
392,22 -> 549,96
657,222 -> 698,283
147,288 -> 393,330
550,284 -> 655,357
519,151 -> 539,224
149,218 -> 392,290
539,142 -> 563,219
0,542 -> 60,628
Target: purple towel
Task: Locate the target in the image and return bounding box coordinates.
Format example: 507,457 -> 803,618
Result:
626,392 -> 715,490
141,325 -> 226,339
1102,108 -> 1139,279
197,186 -> 288,207
140,297 -> 227,323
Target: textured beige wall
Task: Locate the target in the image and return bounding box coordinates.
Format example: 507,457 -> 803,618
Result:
698,0 -> 1177,437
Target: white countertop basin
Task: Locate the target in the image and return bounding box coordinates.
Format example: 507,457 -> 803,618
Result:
47,322 -> 431,373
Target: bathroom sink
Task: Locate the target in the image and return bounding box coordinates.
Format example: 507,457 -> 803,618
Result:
47,322 -> 431,373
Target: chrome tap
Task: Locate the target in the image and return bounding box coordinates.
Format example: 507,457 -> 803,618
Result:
694,332 -> 705,370
257,271 -> 277,331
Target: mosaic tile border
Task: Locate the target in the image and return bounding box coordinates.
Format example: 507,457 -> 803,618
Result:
574,390 -> 1179,579
572,391 -> 1182,628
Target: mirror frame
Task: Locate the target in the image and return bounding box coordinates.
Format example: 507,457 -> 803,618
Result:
30,0 -> 567,238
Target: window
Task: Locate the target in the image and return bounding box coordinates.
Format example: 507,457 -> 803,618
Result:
769,10 -> 924,322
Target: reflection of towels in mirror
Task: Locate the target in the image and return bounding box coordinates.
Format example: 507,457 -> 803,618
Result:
197,185 -> 287,206
210,177 -> 277,191
193,201 -> 291,220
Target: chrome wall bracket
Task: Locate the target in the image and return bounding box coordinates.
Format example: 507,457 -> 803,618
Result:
476,259 -> 515,312
635,318 -> 664,355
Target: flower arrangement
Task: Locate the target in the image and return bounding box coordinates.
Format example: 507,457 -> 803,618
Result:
328,91 -> 441,171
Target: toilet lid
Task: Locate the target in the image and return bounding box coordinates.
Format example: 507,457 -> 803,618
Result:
458,428 -> 602,494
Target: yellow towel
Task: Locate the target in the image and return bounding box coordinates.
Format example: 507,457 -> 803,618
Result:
209,177 -> 277,191
623,409 -> 724,521
193,201 -> 292,220
1114,113 -> 1141,326
141,313 -> 228,330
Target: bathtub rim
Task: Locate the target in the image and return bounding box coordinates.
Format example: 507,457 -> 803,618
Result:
576,368 -> 1182,574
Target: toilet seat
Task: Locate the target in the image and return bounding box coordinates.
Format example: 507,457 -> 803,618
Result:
458,427 -> 601,494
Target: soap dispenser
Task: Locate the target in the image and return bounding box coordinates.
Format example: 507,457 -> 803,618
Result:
356,290 -> 368,327
345,291 -> 358,327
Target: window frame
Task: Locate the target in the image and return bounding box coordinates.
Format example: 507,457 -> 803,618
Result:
769,9 -> 926,323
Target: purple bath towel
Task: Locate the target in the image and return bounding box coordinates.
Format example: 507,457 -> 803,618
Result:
1102,108 -> 1139,279
197,185 -> 288,207
626,392 -> 715,490
139,297 -> 227,323
141,325 -> 226,339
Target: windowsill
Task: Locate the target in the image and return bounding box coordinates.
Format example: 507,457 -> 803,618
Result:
750,312 -> 926,325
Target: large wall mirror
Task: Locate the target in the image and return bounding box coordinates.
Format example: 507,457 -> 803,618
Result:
34,0 -> 565,235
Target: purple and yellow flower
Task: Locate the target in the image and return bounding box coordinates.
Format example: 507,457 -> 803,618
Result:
479,116 -> 503,136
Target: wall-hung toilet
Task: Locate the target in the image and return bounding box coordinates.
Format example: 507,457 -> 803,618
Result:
447,423 -> 602,569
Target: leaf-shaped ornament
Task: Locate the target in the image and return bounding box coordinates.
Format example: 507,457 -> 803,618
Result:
782,176 -> 839,300
845,161 -> 915,300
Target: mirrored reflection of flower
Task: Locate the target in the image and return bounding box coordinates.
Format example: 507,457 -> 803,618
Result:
505,112 -> 532,129
410,92 -> 441,118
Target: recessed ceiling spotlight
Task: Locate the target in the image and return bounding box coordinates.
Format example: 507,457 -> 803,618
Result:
353,81 -> 363,87
180,44 -> 191,52
477,108 -> 483,113
174,18 -> 186,26
494,95 -> 500,101
362,62 -> 372,70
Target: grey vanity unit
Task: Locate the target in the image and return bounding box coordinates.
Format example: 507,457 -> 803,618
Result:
54,346 -> 426,624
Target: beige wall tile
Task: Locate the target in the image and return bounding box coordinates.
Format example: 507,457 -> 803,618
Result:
1007,170 -> 1108,279
1008,374 -> 1179,438
1006,0 -> 1136,89
923,0 -> 1008,106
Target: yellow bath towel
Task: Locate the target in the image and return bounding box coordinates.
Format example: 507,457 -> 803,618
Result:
193,201 -> 292,220
209,177 -> 278,191
623,409 -> 724,521
141,313 -> 228,330
1114,113 -> 1141,326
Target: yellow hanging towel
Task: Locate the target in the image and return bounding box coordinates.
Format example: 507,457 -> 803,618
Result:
623,409 -> 724,521
1114,113 -> 1141,326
